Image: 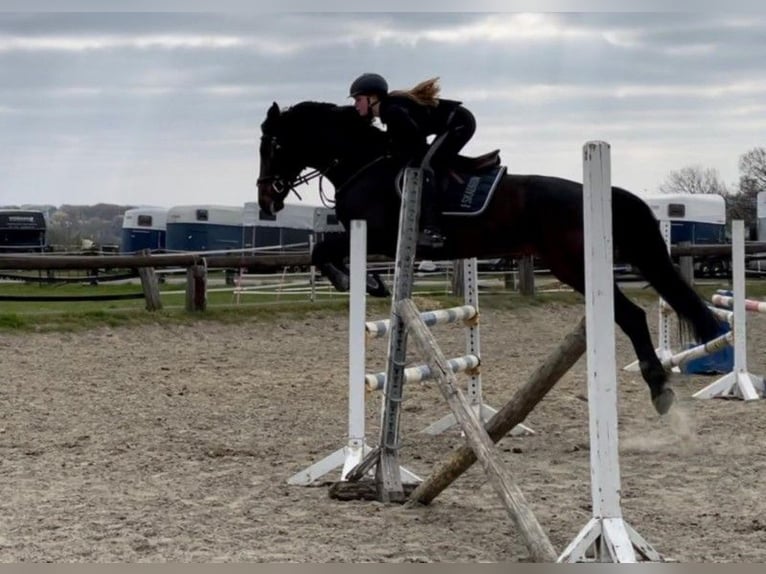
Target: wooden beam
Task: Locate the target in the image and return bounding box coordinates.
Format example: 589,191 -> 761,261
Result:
398,297 -> 558,563
407,317 -> 586,506
0,252 -> 312,271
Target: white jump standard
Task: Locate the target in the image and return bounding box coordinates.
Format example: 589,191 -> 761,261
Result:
286,220 -> 419,486
559,141 -> 661,563
694,220 -> 764,401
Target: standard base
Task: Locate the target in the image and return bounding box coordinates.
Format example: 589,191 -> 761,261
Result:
692,370 -> 764,401
421,402 -> 535,436
559,517 -> 663,563
287,442 -> 420,486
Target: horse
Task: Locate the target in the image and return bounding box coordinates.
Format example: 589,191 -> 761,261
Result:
256,100 -> 724,415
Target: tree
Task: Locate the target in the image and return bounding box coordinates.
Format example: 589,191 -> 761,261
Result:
739,147 -> 766,195
659,165 -> 729,195
728,147 -> 766,232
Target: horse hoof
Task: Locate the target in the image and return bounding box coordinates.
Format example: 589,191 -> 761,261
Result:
651,387 -> 676,415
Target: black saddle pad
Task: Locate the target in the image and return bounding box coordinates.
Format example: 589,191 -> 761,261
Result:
441,165 -> 506,216
395,165 -> 506,217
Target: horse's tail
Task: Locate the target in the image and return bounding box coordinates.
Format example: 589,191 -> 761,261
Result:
612,188 -> 722,342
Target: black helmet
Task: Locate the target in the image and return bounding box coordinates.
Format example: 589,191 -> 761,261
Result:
349,73 -> 388,97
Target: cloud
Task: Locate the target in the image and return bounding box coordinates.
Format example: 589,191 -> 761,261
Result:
1,12 -> 765,207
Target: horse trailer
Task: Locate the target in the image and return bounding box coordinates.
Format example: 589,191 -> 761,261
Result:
0,209 -> 47,252
641,193 -> 728,276
120,206 -> 168,253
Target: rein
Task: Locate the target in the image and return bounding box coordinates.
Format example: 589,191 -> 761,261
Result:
262,155 -> 389,210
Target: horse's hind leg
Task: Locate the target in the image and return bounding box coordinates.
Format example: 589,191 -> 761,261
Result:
548,253 -> 673,413
613,287 -> 675,414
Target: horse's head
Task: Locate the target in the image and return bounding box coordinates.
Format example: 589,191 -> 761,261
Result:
257,100 -> 389,215
257,102 -> 309,215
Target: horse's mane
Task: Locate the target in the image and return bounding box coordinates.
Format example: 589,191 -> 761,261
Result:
280,101 -> 385,146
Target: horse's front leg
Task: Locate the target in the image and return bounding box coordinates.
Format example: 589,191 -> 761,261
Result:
311,231 -> 391,298
312,233 -> 351,292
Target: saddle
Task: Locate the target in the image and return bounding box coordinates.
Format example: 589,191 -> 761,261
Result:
396,149 -> 505,217
451,149 -> 501,172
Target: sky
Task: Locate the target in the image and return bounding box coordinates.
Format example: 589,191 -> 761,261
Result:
1,8 -> 765,209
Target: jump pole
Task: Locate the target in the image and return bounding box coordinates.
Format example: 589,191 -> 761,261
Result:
364,259 -> 533,437
559,141 -> 661,563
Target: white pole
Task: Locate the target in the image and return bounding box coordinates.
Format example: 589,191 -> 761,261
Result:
343,220 -> 368,477
286,220 -> 371,485
560,141 -> 660,563
582,141 -> 622,521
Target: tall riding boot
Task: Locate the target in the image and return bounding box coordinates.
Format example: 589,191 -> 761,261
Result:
417,170 -> 446,249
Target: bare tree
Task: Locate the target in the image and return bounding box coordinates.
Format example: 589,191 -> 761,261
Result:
730,147 -> 766,231
659,165 -> 729,195
738,147 -> 766,197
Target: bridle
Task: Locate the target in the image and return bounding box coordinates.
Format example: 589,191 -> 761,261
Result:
257,132 -> 391,210
256,135 -> 338,207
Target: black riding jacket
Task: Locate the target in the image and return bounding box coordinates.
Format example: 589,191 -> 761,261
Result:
377,94 -> 463,162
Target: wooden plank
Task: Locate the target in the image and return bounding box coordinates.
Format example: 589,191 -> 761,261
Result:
0,252 -> 312,271
407,317 -> 586,505
398,297 -> 557,563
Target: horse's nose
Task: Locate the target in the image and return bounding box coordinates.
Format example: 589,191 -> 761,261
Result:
257,186 -> 275,215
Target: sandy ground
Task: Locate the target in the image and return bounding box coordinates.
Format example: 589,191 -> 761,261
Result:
1,299 -> 765,563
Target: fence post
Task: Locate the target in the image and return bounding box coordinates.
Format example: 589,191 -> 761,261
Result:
137,249 -> 162,311
518,255 -> 535,296
450,259 -> 464,297
185,261 -> 208,312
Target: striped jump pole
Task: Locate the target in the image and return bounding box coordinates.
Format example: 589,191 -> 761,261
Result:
365,354 -> 480,391
694,220 -> 764,401
711,294 -> 766,314
365,305 -> 478,338
560,141 -> 661,563
365,258 -> 533,437
660,331 -> 733,370
706,304 -> 734,324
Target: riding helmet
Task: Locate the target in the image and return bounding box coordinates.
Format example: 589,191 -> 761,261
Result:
349,73 -> 389,97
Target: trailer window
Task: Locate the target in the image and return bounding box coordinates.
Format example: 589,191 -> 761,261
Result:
196,209 -> 209,221
137,215 -> 153,227
667,203 -> 685,218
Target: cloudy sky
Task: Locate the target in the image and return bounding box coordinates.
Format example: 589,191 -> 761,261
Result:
1,8 -> 765,209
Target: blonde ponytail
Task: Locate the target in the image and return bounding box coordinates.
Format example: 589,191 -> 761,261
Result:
389,77 -> 440,107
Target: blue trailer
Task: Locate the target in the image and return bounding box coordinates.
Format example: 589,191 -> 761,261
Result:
641,193 -> 728,277
641,193 -> 727,245
120,206 -> 168,253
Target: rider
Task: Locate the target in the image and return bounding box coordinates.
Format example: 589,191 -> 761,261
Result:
348,73 -> 476,249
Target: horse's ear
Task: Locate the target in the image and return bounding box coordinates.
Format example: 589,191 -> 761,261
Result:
268,102 -> 280,119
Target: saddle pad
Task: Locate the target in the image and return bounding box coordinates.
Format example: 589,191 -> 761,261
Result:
441,165 -> 506,217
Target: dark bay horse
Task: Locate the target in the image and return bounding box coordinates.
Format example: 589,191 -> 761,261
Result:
256,100 -> 724,414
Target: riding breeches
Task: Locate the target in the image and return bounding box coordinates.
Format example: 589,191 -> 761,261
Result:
418,105 -> 476,222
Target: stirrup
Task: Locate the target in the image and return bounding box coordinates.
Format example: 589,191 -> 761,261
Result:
417,227 -> 446,249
